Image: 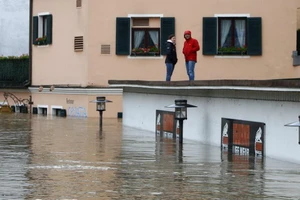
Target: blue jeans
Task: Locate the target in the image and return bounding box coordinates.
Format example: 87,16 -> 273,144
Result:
165,63 -> 174,81
185,61 -> 196,80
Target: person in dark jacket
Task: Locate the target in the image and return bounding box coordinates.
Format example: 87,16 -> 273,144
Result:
165,34 -> 178,81
182,30 -> 200,81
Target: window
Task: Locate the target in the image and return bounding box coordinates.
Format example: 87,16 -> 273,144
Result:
32,14 -> 53,46
41,16 -> 48,38
116,17 -> 175,56
202,17 -> 262,56
131,28 -> 160,56
218,18 -> 247,55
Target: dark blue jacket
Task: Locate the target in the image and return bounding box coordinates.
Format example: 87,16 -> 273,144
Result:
165,40 -> 178,65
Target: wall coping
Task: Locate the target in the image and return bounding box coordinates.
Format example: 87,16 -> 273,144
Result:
108,79 -> 300,102
108,79 -> 300,89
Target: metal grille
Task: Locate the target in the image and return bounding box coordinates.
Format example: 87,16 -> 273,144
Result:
74,36 -> 83,51
101,44 -> 110,54
76,0 -> 82,7
132,18 -> 149,26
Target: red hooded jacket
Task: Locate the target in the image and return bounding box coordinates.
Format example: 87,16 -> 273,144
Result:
182,30 -> 200,62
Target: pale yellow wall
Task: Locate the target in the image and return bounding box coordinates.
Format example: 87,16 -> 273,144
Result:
31,92 -> 122,118
33,0 -> 300,87
0,90 -> 31,106
297,8 -> 300,30
32,0 -> 88,86
0,89 -> 121,118
31,0 -> 300,118
86,0 -> 300,84
87,95 -> 122,118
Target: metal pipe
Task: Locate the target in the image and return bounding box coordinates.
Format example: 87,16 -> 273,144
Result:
179,120 -> 183,144
29,0 -> 33,86
99,111 -> 103,128
298,115 -> 300,144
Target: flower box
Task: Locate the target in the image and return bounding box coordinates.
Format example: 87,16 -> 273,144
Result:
218,51 -> 247,55
218,46 -> 247,55
35,36 -> 47,46
131,52 -> 160,56
131,46 -> 160,56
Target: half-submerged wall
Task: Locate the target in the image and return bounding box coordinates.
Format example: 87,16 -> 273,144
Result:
109,79 -> 300,164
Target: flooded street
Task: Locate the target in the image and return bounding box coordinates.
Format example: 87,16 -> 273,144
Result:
1,113 -> 300,200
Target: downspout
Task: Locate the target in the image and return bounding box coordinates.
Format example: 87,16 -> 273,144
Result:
28,0 -> 33,86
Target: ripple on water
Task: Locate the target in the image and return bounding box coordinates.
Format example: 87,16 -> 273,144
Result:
1,114 -> 300,199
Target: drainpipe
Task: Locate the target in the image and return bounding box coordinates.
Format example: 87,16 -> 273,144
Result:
29,0 -> 33,86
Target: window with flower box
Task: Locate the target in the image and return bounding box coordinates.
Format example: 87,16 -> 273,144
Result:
32,13 -> 53,46
116,17 -> 175,57
203,16 -> 261,56
131,28 -> 160,56
218,17 -> 247,55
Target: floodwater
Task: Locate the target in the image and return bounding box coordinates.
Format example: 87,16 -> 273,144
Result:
1,113 -> 300,200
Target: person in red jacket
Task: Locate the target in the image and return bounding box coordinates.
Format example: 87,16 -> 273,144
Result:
182,30 -> 200,80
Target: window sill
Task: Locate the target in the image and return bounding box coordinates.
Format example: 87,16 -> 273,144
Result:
218,51 -> 247,56
215,55 -> 250,59
216,51 -> 249,58
128,55 -> 163,59
129,52 -> 162,59
131,52 -> 160,56
34,44 -> 50,48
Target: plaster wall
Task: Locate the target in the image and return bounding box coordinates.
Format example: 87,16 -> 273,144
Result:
29,88 -> 122,118
32,0 -> 88,86
32,0 -> 300,87
0,0 -> 29,56
123,92 -> 300,164
87,0 -> 300,83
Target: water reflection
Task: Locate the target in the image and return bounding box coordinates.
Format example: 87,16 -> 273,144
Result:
0,113 -> 31,199
1,113 -> 300,199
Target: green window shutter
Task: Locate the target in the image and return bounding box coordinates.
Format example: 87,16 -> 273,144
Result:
116,17 -> 130,55
247,17 -> 262,55
33,16 -> 38,44
46,14 -> 53,44
160,17 -> 175,55
202,17 -> 217,55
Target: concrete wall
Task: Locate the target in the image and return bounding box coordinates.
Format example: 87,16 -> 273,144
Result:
0,0 -> 29,56
123,91 -> 300,164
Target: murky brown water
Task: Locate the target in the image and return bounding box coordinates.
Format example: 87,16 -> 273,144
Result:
1,113 -> 300,200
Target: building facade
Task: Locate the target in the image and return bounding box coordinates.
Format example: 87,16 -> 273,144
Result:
28,0 -> 300,118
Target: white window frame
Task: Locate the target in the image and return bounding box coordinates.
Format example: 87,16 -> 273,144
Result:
37,104 -> 48,115
127,14 -> 164,59
38,12 -> 50,38
51,105 -> 63,115
214,14 -> 250,58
